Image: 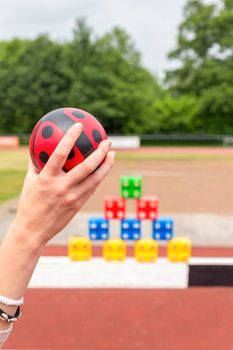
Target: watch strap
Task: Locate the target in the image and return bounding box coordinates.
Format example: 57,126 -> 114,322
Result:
0,306 -> 21,323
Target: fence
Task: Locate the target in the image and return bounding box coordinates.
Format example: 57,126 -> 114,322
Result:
140,134 -> 231,146
1,133 -> 233,147
110,134 -> 233,147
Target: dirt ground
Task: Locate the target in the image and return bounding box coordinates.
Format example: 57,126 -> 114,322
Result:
1,146 -> 233,246
1,145 -> 233,215
82,156 -> 233,215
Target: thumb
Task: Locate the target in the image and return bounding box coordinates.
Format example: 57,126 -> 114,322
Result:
27,158 -> 39,176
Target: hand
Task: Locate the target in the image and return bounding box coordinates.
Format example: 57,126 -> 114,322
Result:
13,123 -> 114,246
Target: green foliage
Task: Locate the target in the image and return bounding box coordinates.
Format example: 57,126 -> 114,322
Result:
0,19 -> 161,135
199,83 -> 233,133
148,94 -> 200,133
0,3 -> 232,136
167,0 -> 233,134
66,22 -> 162,134
0,35 -> 71,133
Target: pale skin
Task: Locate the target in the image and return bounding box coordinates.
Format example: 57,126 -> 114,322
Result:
0,123 -> 114,331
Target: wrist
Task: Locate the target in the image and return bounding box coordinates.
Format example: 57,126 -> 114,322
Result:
7,220 -> 46,252
0,221 -> 45,303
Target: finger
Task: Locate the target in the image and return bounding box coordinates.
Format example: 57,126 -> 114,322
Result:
66,139 -> 112,186
22,159 -> 39,189
71,151 -> 115,198
42,123 -> 83,175
27,159 -> 39,175
24,159 -> 39,183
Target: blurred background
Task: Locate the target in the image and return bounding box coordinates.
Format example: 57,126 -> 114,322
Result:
0,0 -> 233,349
0,0 -> 232,139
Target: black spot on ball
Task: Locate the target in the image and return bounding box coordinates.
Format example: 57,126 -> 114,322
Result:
76,132 -> 94,158
72,110 -> 85,119
42,126 -> 54,139
39,151 -> 49,164
92,129 -> 102,144
44,110 -> 94,157
68,148 -> 75,160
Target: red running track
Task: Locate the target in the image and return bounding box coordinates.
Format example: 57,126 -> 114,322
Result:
42,245 -> 233,257
5,246 -> 233,350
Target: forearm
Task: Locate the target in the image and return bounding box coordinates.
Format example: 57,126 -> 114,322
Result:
0,221 -> 44,330
0,127 -> 113,337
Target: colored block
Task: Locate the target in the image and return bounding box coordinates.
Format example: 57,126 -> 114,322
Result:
135,239 -> 158,262
104,195 -> 126,219
167,237 -> 191,262
136,196 -> 159,220
103,239 -> 126,261
68,237 -> 92,261
121,218 -> 141,240
89,218 -> 109,240
120,176 -> 142,199
152,218 -> 173,240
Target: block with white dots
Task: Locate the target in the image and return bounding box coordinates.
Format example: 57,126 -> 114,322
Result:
88,218 -> 109,241
120,176 -> 142,199
152,218 -> 173,241
136,196 -> 159,220
120,218 -> 141,240
104,195 -> 126,220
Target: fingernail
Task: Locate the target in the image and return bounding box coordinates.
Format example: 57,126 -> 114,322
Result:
108,151 -> 116,160
102,139 -> 111,147
107,139 -> 112,147
74,122 -> 83,129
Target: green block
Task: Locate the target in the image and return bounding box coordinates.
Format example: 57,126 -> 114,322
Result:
120,176 -> 142,198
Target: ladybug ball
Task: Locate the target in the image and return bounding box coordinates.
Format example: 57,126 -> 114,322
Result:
29,107 -> 107,172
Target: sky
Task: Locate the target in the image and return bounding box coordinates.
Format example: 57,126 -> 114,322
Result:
0,0 -> 189,75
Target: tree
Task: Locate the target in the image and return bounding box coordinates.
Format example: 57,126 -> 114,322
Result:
0,18 -> 162,135
67,22 -> 162,134
147,94 -> 200,133
166,0 -> 233,133
0,36 -> 71,133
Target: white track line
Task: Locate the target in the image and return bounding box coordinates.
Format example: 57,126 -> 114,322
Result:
29,257 -> 188,289
189,257 -> 233,265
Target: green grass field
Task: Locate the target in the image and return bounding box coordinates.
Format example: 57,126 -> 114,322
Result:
0,148 -> 28,204
1,146 -> 233,204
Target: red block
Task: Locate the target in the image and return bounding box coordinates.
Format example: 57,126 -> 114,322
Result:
136,196 -> 159,220
104,196 -> 126,219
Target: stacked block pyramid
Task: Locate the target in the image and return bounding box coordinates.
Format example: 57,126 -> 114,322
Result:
89,176 -> 174,242
68,176 -> 191,262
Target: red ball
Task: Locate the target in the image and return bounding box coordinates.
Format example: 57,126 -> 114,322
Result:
29,107 -> 107,172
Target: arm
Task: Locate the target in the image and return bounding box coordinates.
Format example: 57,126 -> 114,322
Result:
0,123 -> 114,334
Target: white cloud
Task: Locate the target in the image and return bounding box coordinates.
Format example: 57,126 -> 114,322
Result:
0,0 -> 189,74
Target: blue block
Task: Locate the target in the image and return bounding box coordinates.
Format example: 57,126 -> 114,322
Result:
89,218 -> 109,240
120,219 -> 141,240
152,218 -> 173,241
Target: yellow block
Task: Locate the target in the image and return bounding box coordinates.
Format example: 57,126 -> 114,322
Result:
167,237 -> 191,263
135,239 -> 158,262
103,239 -> 126,261
68,237 -> 92,261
